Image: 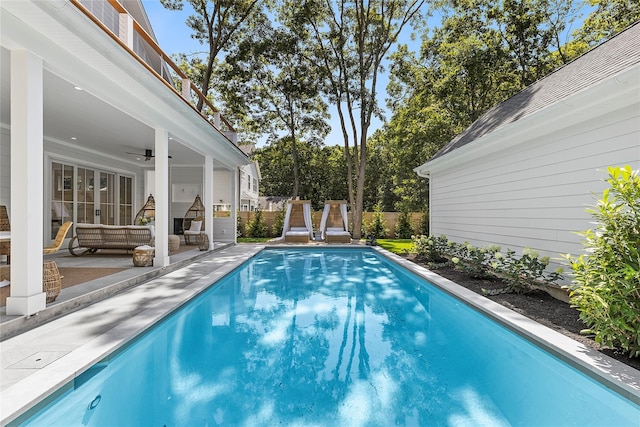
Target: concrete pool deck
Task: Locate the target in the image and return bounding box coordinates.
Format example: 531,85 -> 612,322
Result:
1,244 -> 639,424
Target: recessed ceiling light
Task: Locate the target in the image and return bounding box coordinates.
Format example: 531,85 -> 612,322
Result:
73,86 -> 83,91
71,137 -> 77,140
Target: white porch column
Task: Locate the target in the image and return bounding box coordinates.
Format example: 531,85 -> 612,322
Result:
181,78 -> 191,102
118,13 -> 134,48
231,168 -> 238,243
154,128 -> 170,266
6,50 -> 46,316
203,155 -> 214,250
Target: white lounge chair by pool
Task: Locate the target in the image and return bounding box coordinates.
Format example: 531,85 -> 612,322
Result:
319,200 -> 351,243
281,200 -> 314,243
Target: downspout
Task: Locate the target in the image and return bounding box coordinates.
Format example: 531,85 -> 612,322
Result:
414,167 -> 431,236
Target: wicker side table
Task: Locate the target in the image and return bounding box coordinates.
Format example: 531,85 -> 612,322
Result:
168,235 -> 180,253
133,246 -> 155,267
43,260 -> 62,303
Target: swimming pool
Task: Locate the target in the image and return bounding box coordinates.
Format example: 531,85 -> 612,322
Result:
16,248 -> 640,426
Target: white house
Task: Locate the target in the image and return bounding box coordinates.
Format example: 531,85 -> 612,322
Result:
414,23 -> 640,272
212,142 -> 260,212
0,0 -> 250,315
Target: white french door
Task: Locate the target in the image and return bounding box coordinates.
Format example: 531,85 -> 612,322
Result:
50,161 -> 133,239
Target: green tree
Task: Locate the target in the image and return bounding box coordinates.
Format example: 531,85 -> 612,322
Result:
246,209 -> 268,237
220,21 -> 329,199
160,0 -> 264,112
271,203 -> 287,237
418,209 -> 429,235
395,210 -> 414,238
366,202 -> 390,239
575,0 -> 640,47
290,0 -> 426,239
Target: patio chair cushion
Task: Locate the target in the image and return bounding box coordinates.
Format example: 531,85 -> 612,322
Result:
189,220 -> 202,232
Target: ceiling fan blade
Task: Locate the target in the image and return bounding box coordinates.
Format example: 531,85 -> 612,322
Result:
126,150 -> 172,160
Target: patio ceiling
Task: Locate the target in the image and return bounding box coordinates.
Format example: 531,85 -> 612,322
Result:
0,46 -> 209,168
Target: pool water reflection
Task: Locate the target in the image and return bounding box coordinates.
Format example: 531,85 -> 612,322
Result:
21,248 -> 640,426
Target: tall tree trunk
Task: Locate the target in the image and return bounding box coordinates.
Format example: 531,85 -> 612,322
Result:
290,109 -> 300,198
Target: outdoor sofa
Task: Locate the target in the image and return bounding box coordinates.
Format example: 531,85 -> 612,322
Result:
69,223 -> 154,256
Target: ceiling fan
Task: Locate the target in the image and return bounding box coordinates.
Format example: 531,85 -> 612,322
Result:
126,149 -> 172,161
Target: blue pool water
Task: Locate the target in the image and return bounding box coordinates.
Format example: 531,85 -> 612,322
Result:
19,248 -> 640,426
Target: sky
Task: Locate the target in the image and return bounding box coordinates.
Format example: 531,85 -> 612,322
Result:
142,1 -> 424,147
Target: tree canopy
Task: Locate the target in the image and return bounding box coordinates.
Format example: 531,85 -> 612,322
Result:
162,0 -> 637,215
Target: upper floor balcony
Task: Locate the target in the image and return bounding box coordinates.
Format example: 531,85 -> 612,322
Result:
75,0 -> 237,144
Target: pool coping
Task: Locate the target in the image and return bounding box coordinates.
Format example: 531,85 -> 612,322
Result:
371,246 -> 640,407
1,244 -> 638,425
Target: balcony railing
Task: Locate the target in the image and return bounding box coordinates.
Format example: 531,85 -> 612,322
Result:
72,0 -> 237,144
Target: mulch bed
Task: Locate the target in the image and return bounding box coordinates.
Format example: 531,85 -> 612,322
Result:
403,255 -> 640,372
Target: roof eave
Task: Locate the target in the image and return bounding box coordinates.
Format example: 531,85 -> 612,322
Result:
414,64 -> 640,177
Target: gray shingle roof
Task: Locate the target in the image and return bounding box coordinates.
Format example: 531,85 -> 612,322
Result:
429,21 -> 640,161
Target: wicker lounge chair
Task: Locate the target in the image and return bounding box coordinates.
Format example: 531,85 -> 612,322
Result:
44,221 -> 73,254
282,200 -> 314,243
319,200 -> 351,243
183,216 -> 204,245
183,195 -> 206,244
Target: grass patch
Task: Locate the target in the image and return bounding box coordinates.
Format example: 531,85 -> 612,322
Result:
377,239 -> 413,254
238,237 -> 272,243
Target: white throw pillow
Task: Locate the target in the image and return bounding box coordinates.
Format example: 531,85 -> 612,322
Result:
189,220 -> 202,232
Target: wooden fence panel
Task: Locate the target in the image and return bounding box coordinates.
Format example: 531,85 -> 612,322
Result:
239,211 -> 425,238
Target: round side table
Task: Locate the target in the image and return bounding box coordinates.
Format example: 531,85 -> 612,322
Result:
133,246 -> 154,267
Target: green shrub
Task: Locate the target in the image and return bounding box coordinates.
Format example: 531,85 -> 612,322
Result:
236,211 -> 245,238
271,204 -> 286,237
418,210 -> 429,235
413,235 -> 563,293
412,234 -> 448,263
246,209 -> 268,238
395,211 -> 413,239
366,202 -> 389,241
564,166 -> 640,357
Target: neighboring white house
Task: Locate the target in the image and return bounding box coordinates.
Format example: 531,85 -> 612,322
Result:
258,196 -> 290,212
414,22 -> 640,273
212,142 -> 260,212
0,0 -> 249,315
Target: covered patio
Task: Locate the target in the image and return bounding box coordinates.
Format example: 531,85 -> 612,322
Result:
0,1 -> 249,317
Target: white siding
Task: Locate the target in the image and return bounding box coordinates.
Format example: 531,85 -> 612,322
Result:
171,166 -> 203,233
212,217 -> 235,242
213,170 -> 233,204
430,104 -> 640,272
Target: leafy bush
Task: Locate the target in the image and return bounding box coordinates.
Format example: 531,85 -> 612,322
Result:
246,209 -> 268,238
395,211 -> 413,239
564,166 -> 640,357
418,210 -> 430,236
413,235 -> 563,293
271,204 -> 286,237
412,234 -> 448,263
366,202 -> 389,241
236,211 -> 245,238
